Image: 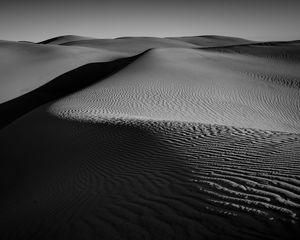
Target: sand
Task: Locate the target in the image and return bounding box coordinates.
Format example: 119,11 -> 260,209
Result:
0,36 -> 299,240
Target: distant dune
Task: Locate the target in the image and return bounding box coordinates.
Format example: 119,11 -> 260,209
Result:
169,35 -> 256,47
0,35 -> 299,240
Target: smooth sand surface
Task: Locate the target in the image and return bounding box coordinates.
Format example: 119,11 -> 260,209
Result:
0,40 -> 129,103
169,35 -> 256,47
0,36 -> 300,240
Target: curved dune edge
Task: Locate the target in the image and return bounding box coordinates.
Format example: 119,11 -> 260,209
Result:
0,40 -> 133,104
38,35 -> 96,45
0,49 -> 150,129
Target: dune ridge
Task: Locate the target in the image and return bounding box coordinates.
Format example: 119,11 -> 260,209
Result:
0,35 -> 300,240
0,49 -> 149,129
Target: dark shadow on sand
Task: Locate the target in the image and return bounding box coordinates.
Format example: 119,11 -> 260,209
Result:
0,50 -> 150,130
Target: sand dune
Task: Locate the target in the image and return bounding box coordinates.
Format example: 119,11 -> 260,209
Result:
0,40 -> 129,103
48,47 -> 300,133
58,37 -> 199,54
38,35 -> 96,45
0,36 -> 299,240
169,35 -> 256,47
40,35 -> 255,49
0,50 -> 148,129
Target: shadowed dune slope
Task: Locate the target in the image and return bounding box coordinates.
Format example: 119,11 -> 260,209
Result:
38,35 -> 96,45
0,40 -> 129,103
0,37 -> 300,240
0,50 -> 148,129
0,112 -> 299,240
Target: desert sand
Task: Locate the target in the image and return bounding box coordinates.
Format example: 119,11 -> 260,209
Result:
0,35 -> 299,240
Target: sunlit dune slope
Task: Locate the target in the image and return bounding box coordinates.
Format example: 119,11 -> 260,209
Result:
49,46 -> 300,133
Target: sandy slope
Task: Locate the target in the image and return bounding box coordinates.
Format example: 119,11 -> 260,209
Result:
169,35 -> 256,47
0,50 -> 148,128
49,47 -> 300,133
0,40 -> 129,103
41,35 -> 254,49
0,36 -> 300,240
58,37 -> 199,54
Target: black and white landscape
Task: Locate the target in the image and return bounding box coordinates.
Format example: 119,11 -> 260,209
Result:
1,35 -> 300,240
1,1 -> 300,240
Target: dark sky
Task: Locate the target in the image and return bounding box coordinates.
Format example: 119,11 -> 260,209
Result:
1,0 -> 299,42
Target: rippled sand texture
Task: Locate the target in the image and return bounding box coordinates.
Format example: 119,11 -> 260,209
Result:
0,36 -> 300,240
